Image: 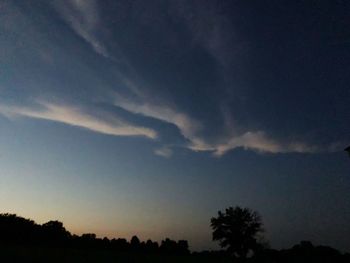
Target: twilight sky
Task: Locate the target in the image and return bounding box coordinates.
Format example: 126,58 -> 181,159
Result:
0,0 -> 349,252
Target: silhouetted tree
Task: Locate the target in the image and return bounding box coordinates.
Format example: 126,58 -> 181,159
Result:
111,238 -> 129,251
211,206 -> 264,259
81,233 -> 96,240
0,213 -> 40,244
160,238 -> 178,254
145,239 -> 159,253
41,220 -> 71,245
130,235 -> 140,251
79,233 -> 97,247
2,213 -> 350,262
177,240 -> 190,255
345,146 -> 350,158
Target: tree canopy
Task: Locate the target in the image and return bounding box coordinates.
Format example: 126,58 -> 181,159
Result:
0,213 -> 188,255
211,206 -> 264,258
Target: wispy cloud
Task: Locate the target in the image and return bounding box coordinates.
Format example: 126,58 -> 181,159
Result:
173,1 -> 238,67
154,147 -> 173,158
54,0 -> 108,57
211,131 -> 319,157
113,94 -> 320,157
114,94 -> 200,141
0,101 -> 157,139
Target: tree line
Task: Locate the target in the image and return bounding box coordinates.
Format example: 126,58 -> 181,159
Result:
0,213 -> 189,255
1,208 -> 350,262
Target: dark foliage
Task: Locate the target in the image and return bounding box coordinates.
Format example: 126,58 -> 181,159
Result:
211,206 -> 264,258
0,213 -> 189,255
0,213 -> 40,245
253,241 -> 350,263
160,238 -> 190,255
41,220 -> 71,245
0,213 -> 349,262
345,146 -> 350,157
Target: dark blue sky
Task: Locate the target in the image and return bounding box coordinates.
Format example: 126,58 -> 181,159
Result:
0,0 -> 349,251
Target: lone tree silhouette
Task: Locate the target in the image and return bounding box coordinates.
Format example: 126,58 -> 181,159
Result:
211,206 -> 264,259
345,146 -> 350,158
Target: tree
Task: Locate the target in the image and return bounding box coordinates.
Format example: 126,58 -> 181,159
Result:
211,206 -> 264,258
41,220 -> 71,244
130,235 -> 141,251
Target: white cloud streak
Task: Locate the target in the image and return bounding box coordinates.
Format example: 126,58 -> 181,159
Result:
113,94 -> 320,156
54,0 -> 109,57
0,102 -> 157,139
154,147 -> 173,158
211,131 -> 318,157
54,2 -> 305,157
114,94 -> 200,141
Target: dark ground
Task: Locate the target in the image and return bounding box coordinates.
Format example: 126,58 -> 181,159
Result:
0,246 -> 232,263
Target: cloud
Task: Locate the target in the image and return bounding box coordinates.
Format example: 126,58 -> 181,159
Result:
114,93 -> 215,156
173,1 -> 238,67
187,131 -> 319,157
0,101 -> 157,139
54,0 -> 109,57
113,93 -> 323,156
211,131 -> 319,157
154,147 -> 173,158
114,94 -> 200,141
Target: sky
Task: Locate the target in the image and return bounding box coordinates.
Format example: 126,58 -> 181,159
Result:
0,0 -> 349,252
